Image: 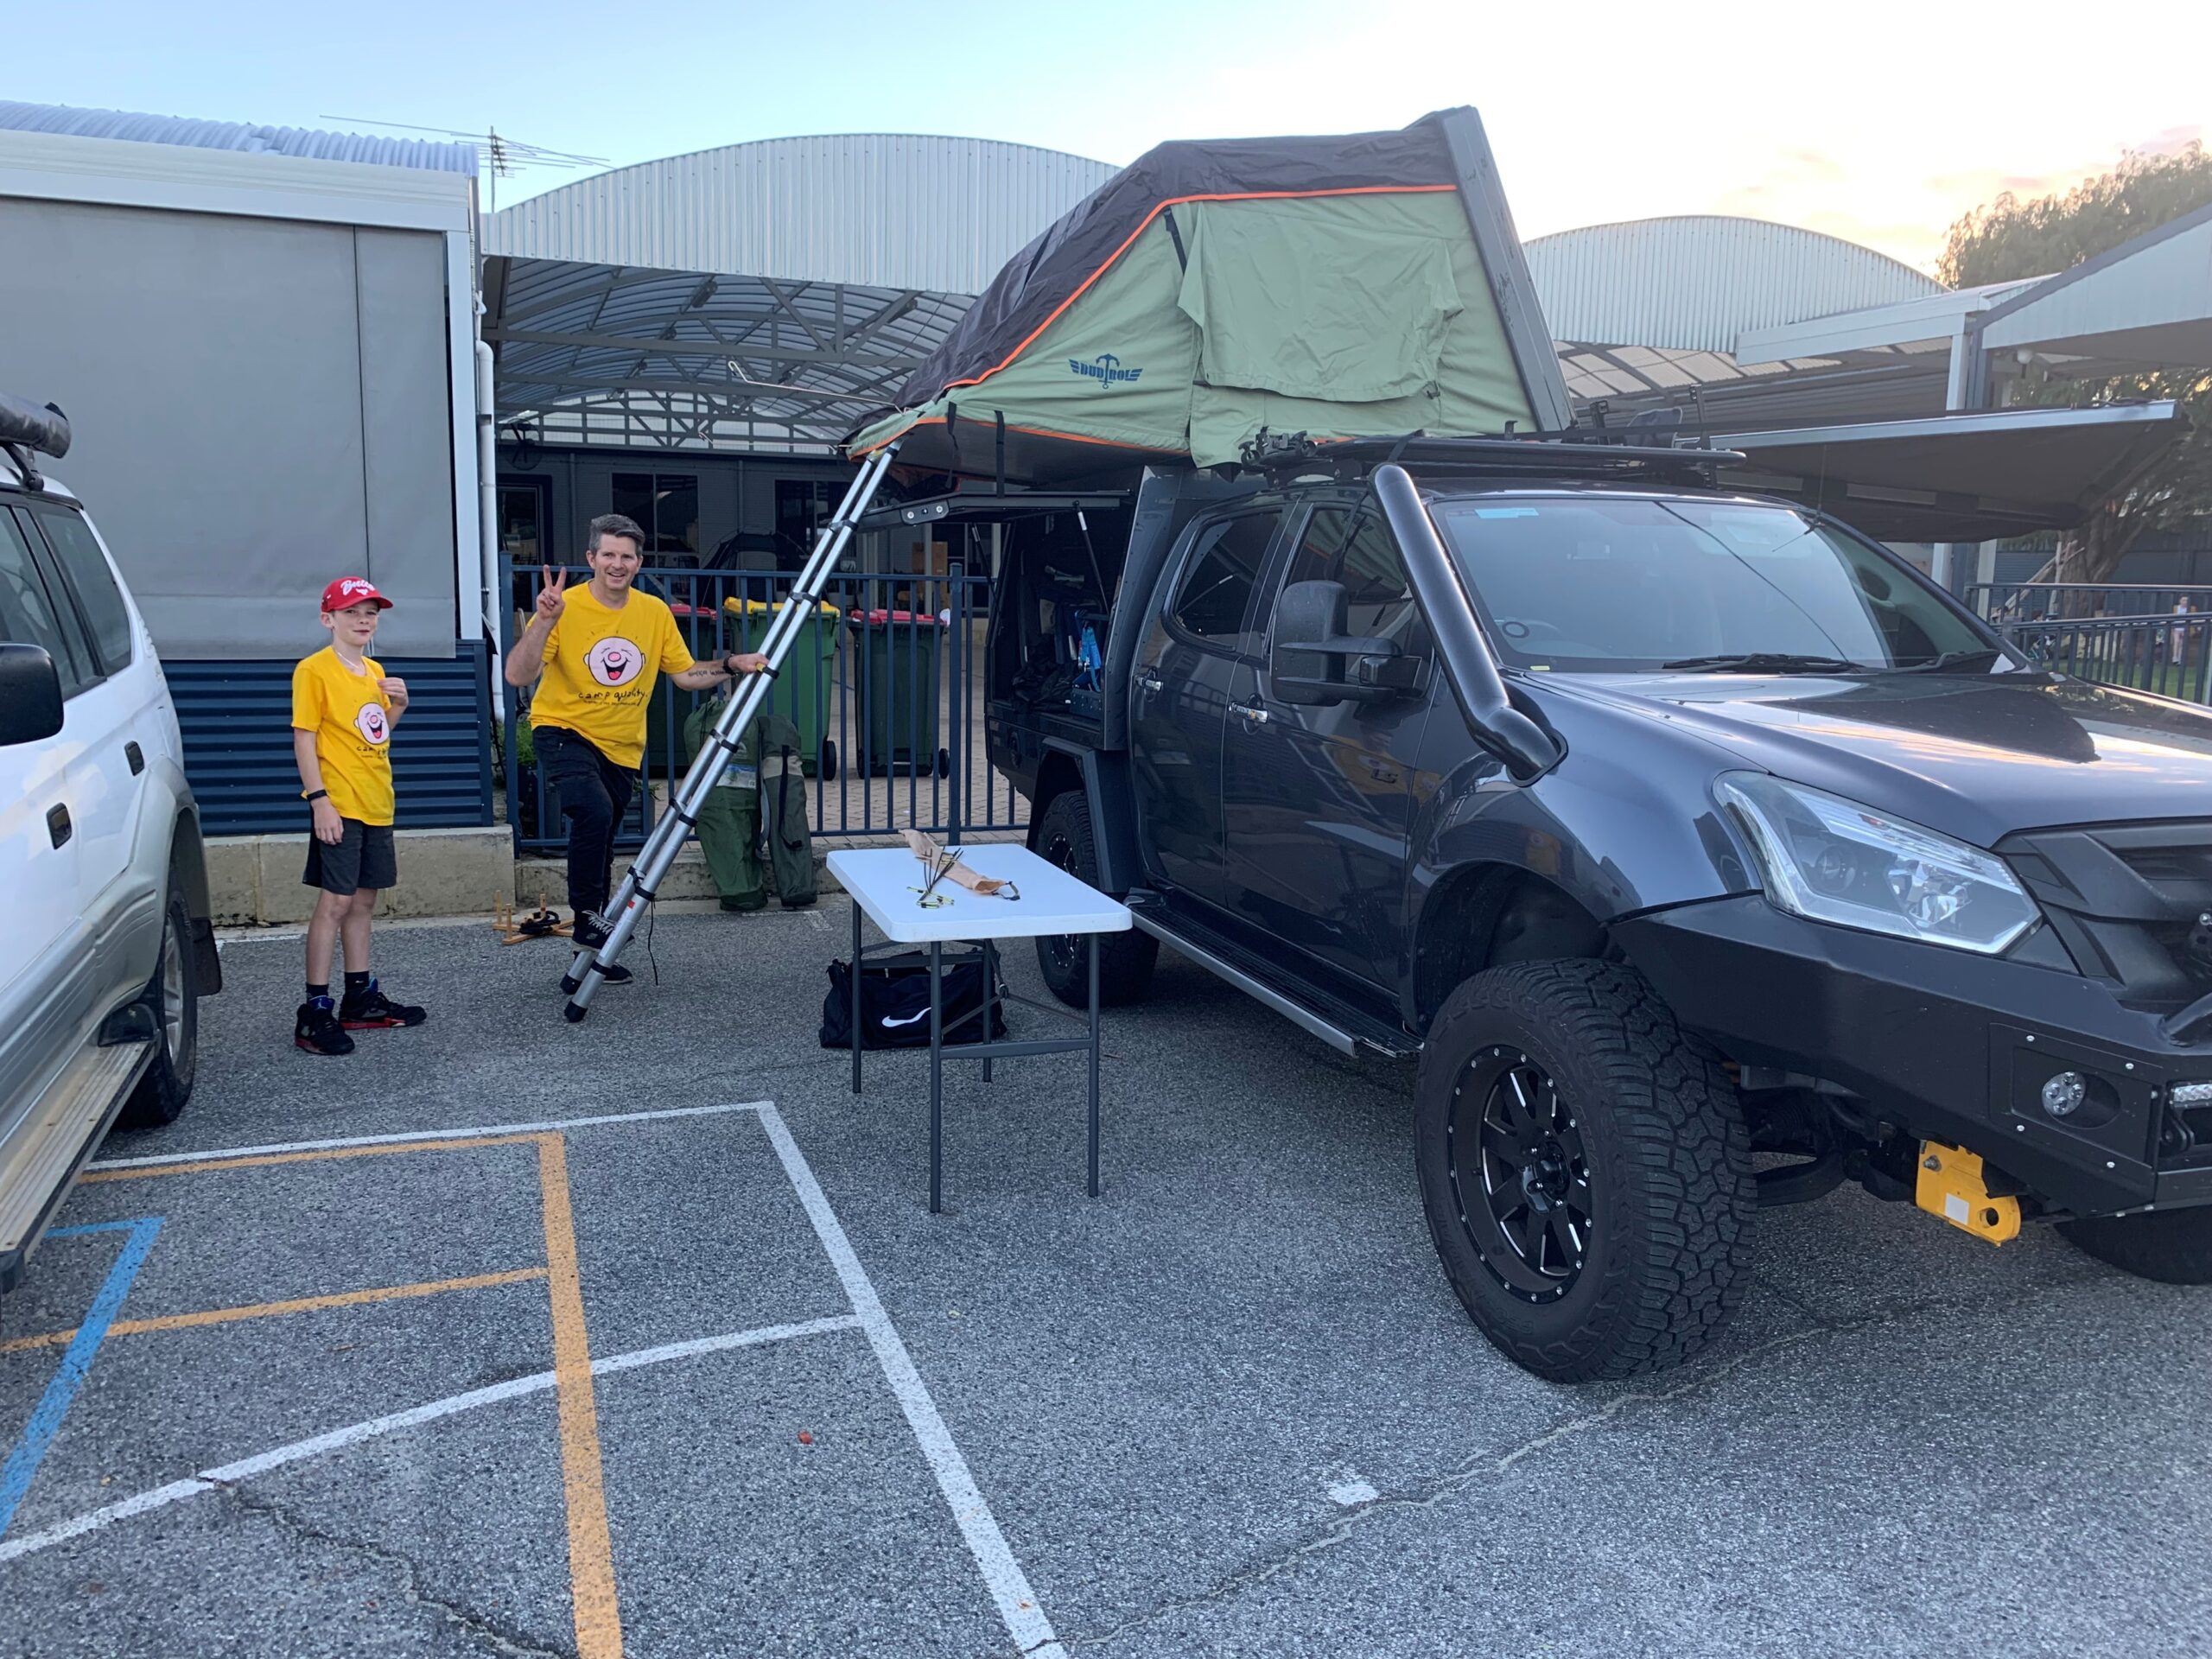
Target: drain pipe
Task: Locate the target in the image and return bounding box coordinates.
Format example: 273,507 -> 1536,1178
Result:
475,340 -> 500,707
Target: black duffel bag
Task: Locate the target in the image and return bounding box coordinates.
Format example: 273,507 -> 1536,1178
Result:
820,951 -> 1008,1049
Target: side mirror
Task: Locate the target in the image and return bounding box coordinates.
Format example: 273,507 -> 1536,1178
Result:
1271,580 -> 1407,707
0,643 -> 64,747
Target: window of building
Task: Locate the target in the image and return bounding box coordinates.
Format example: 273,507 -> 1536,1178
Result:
611,473 -> 700,559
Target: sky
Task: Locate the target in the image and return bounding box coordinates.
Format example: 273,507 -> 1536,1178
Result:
16,0 -> 2209,275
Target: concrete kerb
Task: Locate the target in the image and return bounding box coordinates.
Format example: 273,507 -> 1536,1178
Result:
207,826 -> 1027,928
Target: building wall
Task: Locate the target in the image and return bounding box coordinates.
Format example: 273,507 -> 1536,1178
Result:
1527,216 -> 1942,355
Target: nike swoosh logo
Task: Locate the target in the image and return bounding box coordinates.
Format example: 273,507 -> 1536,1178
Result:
882,1008 -> 931,1028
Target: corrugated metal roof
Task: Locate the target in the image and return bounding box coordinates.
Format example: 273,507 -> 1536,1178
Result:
1527,216 -> 1942,356
486,133 -> 1117,296
0,100 -> 478,175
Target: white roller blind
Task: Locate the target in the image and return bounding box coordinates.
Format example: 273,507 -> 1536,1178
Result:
0,198 -> 455,658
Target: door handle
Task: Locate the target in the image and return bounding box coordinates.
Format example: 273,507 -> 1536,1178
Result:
125,741 -> 144,775
1137,668 -> 1165,694
1230,702 -> 1271,726
48,804 -> 71,849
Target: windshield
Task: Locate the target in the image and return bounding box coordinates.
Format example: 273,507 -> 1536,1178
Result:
1432,494 -> 1999,672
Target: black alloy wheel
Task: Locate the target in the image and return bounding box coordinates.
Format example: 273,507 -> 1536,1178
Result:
1450,1046 -> 1594,1302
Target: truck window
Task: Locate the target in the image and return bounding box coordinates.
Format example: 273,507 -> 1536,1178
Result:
1169,512 -> 1278,652
29,506 -> 135,677
1280,508 -> 1428,655
0,510 -> 90,696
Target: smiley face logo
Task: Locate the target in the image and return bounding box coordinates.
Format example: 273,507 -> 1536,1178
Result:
354,702 -> 390,746
587,635 -> 645,688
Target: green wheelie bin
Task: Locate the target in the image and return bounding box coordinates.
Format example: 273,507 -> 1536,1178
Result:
723,596 -> 842,779
643,599 -> 724,779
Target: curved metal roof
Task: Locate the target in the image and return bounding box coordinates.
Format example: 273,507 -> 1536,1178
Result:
485,256 -> 974,454
1528,215 -> 1941,356
486,132 -> 1118,296
0,100 -> 477,175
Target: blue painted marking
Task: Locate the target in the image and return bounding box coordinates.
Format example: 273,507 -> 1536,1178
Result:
0,1216 -> 163,1538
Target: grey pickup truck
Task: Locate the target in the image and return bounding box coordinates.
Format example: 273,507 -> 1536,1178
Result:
962,434 -> 2212,1382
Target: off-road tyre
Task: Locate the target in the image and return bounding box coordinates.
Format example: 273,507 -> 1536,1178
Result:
1414,959 -> 1755,1382
117,892 -> 199,1129
1033,789 -> 1157,1008
2059,1207 -> 2212,1284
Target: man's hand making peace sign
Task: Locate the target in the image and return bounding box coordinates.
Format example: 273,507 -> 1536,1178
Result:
535,564 -> 569,624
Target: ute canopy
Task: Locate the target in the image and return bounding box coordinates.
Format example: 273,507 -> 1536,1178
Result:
852,109 -> 1569,483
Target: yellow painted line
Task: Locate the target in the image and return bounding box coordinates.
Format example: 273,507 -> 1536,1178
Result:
0,1268 -> 548,1356
77,1133 -> 535,1182
63,1122 -> 628,1655
535,1132 -> 623,1659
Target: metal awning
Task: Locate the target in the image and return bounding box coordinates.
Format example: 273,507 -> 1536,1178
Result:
482,255 -> 971,454
1716,403 -> 2183,543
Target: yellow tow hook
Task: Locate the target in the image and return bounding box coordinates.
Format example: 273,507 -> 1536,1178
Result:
1915,1142 -> 2023,1244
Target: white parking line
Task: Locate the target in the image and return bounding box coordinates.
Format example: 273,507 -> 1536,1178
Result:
86,1101 -> 774,1171
51,1101 -> 1066,1656
758,1105 -> 1067,1659
0,1314 -> 860,1566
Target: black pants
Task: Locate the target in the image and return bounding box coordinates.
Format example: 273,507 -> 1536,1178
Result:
537,726 -> 635,918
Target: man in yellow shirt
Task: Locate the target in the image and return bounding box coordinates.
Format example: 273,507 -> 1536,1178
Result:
291,575 -> 427,1056
505,513 -> 769,982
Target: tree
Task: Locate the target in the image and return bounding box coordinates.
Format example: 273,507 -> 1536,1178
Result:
1938,142 -> 2212,588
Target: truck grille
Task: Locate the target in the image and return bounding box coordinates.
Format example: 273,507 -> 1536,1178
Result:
1999,822 -> 2212,1011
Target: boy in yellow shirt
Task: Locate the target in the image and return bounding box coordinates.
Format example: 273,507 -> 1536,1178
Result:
504,513 -> 767,983
290,576 -> 427,1056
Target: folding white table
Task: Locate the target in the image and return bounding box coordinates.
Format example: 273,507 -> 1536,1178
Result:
825,844 -> 1131,1211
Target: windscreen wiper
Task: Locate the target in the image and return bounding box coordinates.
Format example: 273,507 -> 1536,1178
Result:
1885,647 -> 2007,675
1660,652 -> 1869,674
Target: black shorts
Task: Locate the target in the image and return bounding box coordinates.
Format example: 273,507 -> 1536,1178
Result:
303,819 -> 397,896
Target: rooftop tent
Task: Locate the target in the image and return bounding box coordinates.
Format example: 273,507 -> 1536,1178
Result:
851,108 -> 1570,482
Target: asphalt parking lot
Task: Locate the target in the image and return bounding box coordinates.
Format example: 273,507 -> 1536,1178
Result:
3,899 -> 2209,1657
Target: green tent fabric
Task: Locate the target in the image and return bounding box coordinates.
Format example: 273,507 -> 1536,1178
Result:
852,111 -> 1567,482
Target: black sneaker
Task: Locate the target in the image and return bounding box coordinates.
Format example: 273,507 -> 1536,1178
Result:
340,979 -> 427,1030
567,913 -> 633,986
295,998 -> 354,1057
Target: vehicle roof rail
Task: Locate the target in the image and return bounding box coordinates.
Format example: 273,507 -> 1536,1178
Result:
1237,429 -> 1746,487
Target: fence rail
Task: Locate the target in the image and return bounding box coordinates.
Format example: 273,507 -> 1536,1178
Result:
1968,582 -> 2212,703
497,561 -> 1026,855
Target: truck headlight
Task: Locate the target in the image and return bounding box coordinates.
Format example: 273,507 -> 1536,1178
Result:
1714,772 -> 2037,955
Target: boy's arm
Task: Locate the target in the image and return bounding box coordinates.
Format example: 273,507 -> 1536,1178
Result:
293,728 -> 345,845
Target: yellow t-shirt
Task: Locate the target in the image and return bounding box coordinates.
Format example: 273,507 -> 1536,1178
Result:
291,647 -> 395,825
527,584 -> 696,771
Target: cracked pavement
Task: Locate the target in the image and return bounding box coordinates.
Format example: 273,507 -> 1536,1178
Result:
3,902 -> 2206,1656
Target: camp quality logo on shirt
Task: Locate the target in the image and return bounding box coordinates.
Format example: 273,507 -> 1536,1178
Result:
1069,353 -> 1144,389
353,702 -> 391,746
587,636 -> 646,688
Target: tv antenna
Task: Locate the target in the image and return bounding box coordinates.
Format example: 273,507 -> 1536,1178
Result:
321,117 -> 609,214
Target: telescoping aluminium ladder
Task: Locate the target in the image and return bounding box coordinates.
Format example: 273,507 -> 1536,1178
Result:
560,442 -> 900,1021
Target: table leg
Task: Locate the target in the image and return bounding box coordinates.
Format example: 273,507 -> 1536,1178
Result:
850,895 -> 863,1095
982,938 -> 997,1084
1088,932 -> 1101,1198
929,939 -> 944,1215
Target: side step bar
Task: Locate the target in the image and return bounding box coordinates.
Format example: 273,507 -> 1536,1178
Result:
1126,895 -> 1420,1060
0,1039 -> 153,1291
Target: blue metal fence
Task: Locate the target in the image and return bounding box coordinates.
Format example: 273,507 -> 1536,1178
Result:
497,561 -> 1025,854
166,645 -> 494,836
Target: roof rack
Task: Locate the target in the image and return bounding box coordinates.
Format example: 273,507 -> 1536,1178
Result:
1238,428 -> 1745,486
0,392 -> 71,492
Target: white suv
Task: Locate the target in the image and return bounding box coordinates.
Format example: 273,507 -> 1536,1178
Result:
0,394 -> 219,1288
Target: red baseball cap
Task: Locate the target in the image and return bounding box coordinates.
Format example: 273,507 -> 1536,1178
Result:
320,576 -> 393,613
